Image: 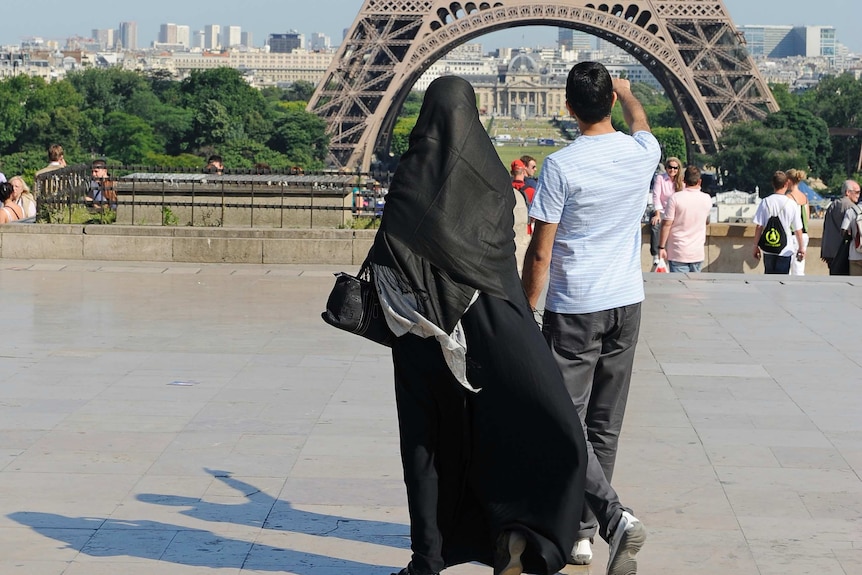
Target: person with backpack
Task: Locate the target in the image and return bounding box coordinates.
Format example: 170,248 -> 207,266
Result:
840,188 -> 862,275
752,171 -> 804,274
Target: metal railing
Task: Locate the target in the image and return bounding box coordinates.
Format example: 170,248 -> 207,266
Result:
34,164 -> 392,228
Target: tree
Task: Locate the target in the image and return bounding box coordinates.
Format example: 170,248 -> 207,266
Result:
390,117 -> 417,157
268,103 -> 329,169
103,111 -> 161,165
769,83 -> 796,111
798,73 -> 862,179
180,68 -> 272,150
763,108 -> 831,177
710,121 -> 807,193
652,127 -> 686,164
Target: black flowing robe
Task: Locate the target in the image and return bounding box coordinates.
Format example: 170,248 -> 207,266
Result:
371,76 -> 587,575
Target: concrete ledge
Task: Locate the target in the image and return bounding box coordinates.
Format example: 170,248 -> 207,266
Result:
0,223 -> 829,273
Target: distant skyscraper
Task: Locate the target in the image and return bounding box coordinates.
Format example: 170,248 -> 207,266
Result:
558,28 -> 573,50
310,32 -> 331,51
557,28 -> 592,51
92,28 -> 114,50
159,23 -> 178,44
221,25 -> 241,49
194,30 -> 205,50
176,25 -> 191,48
118,21 -> 137,50
269,32 -> 304,53
241,31 -> 253,48
204,24 -> 221,50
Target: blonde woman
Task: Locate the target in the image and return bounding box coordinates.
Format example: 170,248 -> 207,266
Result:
649,157 -> 684,264
9,176 -> 36,219
786,169 -> 810,275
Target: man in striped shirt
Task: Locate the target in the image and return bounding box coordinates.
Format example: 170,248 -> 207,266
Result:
522,61 -> 660,575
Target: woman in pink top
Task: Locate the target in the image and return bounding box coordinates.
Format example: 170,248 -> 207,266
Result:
649,157 -> 683,263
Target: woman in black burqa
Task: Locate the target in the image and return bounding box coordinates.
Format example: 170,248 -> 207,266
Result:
370,75 -> 587,575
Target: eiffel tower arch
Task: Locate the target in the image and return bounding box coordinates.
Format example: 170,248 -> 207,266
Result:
308,0 -> 778,170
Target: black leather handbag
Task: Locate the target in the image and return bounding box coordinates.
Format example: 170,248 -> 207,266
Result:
321,261 -> 395,347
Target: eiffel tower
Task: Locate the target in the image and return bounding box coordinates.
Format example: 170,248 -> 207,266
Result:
308,0 -> 778,170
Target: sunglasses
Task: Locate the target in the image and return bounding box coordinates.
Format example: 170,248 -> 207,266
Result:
667,165 -> 679,170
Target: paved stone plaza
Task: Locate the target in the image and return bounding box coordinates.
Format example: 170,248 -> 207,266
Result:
0,259 -> 860,575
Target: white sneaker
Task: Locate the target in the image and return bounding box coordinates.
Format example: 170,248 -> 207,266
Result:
570,538 -> 592,565
607,511 -> 646,575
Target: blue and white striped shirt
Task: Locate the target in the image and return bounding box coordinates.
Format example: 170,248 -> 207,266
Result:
530,130 -> 661,314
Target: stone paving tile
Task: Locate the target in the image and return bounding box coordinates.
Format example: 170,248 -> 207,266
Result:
1,261 -> 861,574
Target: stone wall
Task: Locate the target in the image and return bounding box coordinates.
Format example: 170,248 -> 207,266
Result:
0,221 -> 830,273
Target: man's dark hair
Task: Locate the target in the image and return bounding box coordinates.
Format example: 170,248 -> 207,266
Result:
683,165 -> 701,187
207,154 -> 223,165
565,61 -> 615,124
91,159 -> 107,170
520,155 -> 535,165
772,170 -> 788,191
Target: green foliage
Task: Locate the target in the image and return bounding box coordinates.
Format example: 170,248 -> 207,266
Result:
39,204 -> 115,224
268,106 -> 329,169
769,83 -> 796,110
401,91 -> 424,117
652,127 -> 687,164
763,108 -> 831,177
343,216 -> 382,229
611,82 -> 680,132
142,152 -> 204,169
103,111 -> 162,164
390,117 -> 417,157
0,67 -> 330,177
162,206 -> 179,226
797,73 -> 862,179
711,121 -> 807,193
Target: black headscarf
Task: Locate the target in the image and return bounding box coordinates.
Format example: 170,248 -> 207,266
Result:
372,75 -> 525,334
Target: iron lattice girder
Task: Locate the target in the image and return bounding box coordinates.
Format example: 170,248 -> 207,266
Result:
309,0 -> 778,170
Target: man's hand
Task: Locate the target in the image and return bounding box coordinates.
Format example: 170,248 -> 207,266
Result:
753,245 -> 761,260
650,213 -> 661,226
612,77 -> 632,94
659,247 -> 668,262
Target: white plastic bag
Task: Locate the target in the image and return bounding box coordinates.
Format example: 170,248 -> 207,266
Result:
654,257 -> 669,273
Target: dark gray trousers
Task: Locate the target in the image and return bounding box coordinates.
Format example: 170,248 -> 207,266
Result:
542,302 -> 641,542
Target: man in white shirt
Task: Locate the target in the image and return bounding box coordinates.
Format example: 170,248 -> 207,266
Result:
840,188 -> 862,275
658,165 -> 713,272
752,171 -> 804,274
523,61 -> 659,575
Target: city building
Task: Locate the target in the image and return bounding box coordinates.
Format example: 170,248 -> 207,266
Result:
241,31 -> 254,49
221,26 -> 242,49
176,25 -> 191,49
268,32 -> 304,53
91,28 -> 114,51
310,33 -> 330,51
558,28 -> 591,51
118,21 -> 137,50
204,24 -> 220,50
159,23 -> 178,45
740,24 -> 838,63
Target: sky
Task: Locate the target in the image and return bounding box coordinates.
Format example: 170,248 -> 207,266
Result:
2,0 -> 861,54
